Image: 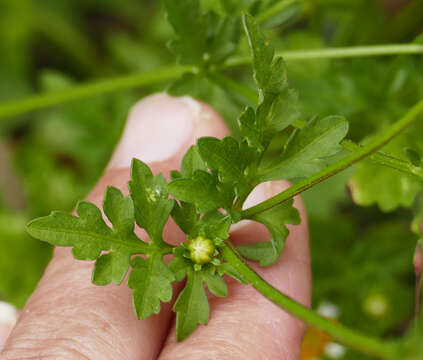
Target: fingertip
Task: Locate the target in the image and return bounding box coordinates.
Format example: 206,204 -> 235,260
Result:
107,93 -> 229,172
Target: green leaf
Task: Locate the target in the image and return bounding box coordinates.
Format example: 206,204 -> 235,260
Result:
181,145 -> 207,178
349,160 -> 422,212
164,0 -> 207,66
208,17 -> 240,64
198,136 -> 247,182
242,13 -> 287,96
203,267 -> 228,297
195,210 -> 232,239
174,268 -> 210,341
405,147 -> 421,167
259,116 -> 349,181
129,159 -> 174,243
168,170 -> 223,212
240,13 -> 298,152
27,187 -> 147,285
237,199 -> 300,266
171,262 -> 228,341
238,106 -> 263,150
128,254 -> 175,319
171,201 -> 199,236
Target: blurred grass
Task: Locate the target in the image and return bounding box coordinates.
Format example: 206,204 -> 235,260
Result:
0,1 -> 422,358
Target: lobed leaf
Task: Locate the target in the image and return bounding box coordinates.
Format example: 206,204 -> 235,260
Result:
259,115 -> 349,181
27,186 -> 148,285
129,159 -> 174,244
168,170 -> 223,213
237,199 -> 300,266
129,254 -> 175,319
164,0 -> 208,66
170,259 -> 228,341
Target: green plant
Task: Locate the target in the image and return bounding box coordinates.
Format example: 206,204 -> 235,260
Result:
2,0 -> 423,358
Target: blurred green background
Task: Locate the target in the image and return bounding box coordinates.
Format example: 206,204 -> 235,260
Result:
1,0 -> 423,358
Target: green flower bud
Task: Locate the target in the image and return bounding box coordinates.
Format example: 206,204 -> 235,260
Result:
187,236 -> 215,264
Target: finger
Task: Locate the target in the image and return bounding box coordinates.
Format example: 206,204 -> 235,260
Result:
1,93 -> 229,360
0,302 -> 18,352
159,181 -> 311,360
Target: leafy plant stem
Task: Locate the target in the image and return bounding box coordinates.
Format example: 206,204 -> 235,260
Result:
222,244 -> 398,358
0,65 -> 192,121
211,72 -> 423,181
224,44 -> 423,67
242,99 -> 423,219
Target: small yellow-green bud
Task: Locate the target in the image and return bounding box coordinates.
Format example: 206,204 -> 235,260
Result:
187,236 -> 215,264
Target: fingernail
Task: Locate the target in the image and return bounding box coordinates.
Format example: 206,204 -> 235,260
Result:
0,301 -> 18,350
108,93 -> 205,169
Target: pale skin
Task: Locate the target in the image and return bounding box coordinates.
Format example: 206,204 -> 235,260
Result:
0,93 -> 311,360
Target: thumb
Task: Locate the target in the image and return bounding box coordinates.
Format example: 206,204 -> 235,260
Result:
1,93 -> 229,360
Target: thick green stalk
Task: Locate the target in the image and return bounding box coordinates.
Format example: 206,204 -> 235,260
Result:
0,65 -> 191,120
242,99 -> 423,218
225,44 -> 423,67
222,244 -> 398,358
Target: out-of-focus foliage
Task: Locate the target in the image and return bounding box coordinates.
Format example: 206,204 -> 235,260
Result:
1,0 -> 423,357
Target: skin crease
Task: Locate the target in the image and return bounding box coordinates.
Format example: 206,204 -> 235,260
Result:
1,93 -> 311,360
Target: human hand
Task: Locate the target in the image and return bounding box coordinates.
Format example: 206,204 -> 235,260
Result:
1,94 -> 311,360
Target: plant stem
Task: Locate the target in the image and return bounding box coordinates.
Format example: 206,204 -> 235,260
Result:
256,0 -> 301,24
225,44 -> 423,67
0,65 -> 191,120
222,244 -> 398,358
210,72 -> 423,182
242,99 -> 423,219
1,43 -> 422,121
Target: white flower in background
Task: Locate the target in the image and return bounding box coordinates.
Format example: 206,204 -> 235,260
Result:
325,342 -> 346,359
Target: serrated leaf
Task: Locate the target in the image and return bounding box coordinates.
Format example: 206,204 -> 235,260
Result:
168,170 -> 223,212
243,13 -> 287,95
171,201 -> 199,236
265,89 -> 300,134
181,145 -> 207,178
129,159 -> 174,243
27,187 -> 148,285
241,13 -> 297,152
169,255 -> 191,281
195,210 -> 232,239
198,136 -> 247,183
237,199 -> 300,266
259,116 -> 349,181
238,106 -> 263,150
128,254 -> 174,319
174,268 -> 210,341
164,0 -> 207,66
203,268 -> 228,297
